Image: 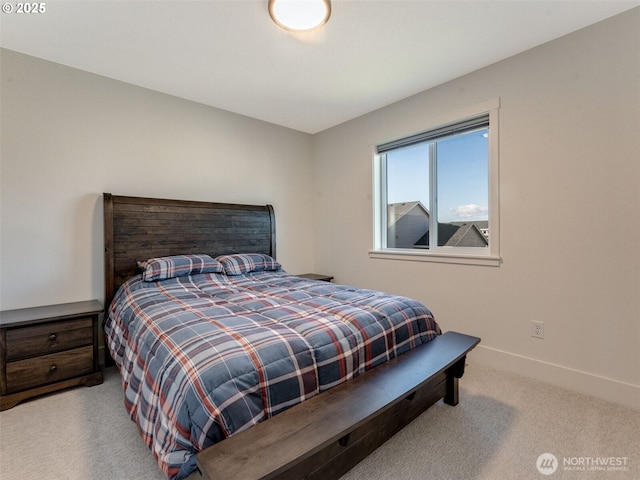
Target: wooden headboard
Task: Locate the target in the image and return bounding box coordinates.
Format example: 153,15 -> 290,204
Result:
103,193 -> 275,307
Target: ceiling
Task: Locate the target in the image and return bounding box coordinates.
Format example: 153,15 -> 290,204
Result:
1,1 -> 638,134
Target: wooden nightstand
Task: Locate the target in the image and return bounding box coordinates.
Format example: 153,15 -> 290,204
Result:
0,300 -> 104,410
296,273 -> 334,282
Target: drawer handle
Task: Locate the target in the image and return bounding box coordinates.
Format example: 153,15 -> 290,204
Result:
49,365 -> 57,373
49,333 -> 57,342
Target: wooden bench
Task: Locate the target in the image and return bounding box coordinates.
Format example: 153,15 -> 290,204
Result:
196,331 -> 480,480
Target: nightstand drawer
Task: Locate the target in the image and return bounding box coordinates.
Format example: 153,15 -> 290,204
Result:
5,317 -> 93,361
5,346 -> 94,393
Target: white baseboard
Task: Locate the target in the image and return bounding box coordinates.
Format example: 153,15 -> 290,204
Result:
470,345 -> 640,411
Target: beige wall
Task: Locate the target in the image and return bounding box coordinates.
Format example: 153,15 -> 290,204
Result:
1,9 -> 638,408
311,9 -> 640,408
0,49 -> 316,310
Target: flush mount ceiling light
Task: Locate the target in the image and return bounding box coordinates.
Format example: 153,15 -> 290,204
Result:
268,0 -> 331,32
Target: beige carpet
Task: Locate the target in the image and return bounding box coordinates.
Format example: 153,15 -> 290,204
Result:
1,363 -> 638,480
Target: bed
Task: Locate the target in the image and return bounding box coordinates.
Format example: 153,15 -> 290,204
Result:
103,193 -> 480,480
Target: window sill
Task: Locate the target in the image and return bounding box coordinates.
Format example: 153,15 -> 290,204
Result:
369,249 -> 501,267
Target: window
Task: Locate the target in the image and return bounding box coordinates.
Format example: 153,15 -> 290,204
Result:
372,101 -> 500,266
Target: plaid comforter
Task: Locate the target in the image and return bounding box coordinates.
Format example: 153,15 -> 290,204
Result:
105,270 -> 440,479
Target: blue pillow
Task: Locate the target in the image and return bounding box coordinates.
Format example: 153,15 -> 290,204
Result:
217,253 -> 282,276
138,254 -> 223,281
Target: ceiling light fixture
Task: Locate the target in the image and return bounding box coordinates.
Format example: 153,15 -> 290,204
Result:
268,0 -> 331,32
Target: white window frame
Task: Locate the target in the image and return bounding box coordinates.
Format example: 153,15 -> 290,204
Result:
370,98 -> 501,267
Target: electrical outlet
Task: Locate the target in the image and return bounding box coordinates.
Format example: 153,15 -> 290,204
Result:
532,321 -> 544,339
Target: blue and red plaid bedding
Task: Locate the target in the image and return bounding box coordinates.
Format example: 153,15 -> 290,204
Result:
105,269 -> 440,479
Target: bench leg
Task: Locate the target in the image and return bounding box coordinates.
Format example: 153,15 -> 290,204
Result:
444,375 -> 459,405
444,356 -> 466,406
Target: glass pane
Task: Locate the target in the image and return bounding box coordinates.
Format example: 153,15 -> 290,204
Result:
435,128 -> 489,247
385,143 -> 430,249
